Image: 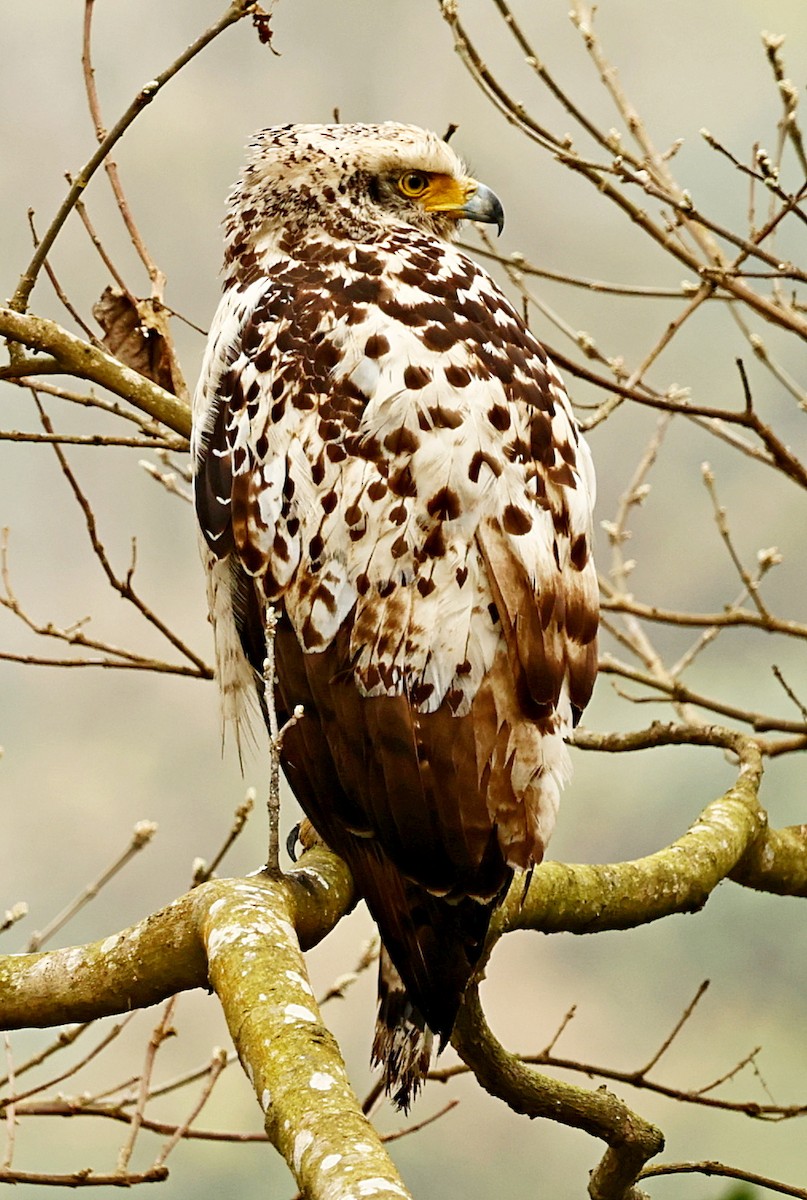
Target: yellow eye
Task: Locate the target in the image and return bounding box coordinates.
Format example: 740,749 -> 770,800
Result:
398,171 -> 430,198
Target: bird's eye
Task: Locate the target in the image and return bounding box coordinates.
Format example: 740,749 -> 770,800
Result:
397,171 -> 430,198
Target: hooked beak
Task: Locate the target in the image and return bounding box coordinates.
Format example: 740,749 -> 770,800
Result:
423,176 -> 506,236
458,182 -> 505,236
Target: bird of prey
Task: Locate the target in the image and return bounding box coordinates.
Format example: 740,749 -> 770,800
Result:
192,122 -> 598,1107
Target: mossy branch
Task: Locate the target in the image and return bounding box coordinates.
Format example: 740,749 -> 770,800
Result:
450,727 -> 765,1199
730,823 -> 807,896
0,847 -> 354,1031
0,729 -> 795,1198
205,875 -> 412,1200
1,852 -> 414,1200
499,724 -> 766,938
452,988 -> 663,1200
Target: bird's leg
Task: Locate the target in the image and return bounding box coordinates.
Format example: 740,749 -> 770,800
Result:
263,605 -> 282,874
262,603 -> 304,876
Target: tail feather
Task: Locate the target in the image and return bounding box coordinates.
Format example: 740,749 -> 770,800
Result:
372,948 -> 433,1111
260,610 -> 517,1106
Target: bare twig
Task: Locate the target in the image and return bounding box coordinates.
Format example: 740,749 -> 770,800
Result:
192,790 -> 255,886
762,31 -> 807,176
82,0 -> 166,298
116,1000 -> 177,1172
152,1047 -> 228,1166
2,376 -> 188,441
385,1099 -> 460,1143
0,1024 -> 90,1089
0,1166 -> 169,1186
317,936 -> 379,1006
1,430 -> 179,449
597,654 -> 807,736
9,0 -> 257,315
701,461 -> 771,620
772,665 -> 807,723
631,981 -> 710,1080
30,393 -> 209,673
73,194 -> 131,296
2,1036 -> 15,1170
600,585 -> 806,641
139,458 -> 193,502
27,822 -> 158,952
1,1019 -> 133,1112
0,905 -> 28,938
262,606 -> 304,874
14,1096 -> 265,1144
431,1044 -> 807,1123
26,210 -> 101,345
640,1158 -> 807,1198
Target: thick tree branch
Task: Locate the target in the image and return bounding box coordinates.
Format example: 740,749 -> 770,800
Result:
205,875 -> 411,1200
0,847 -> 354,1031
452,987 -> 663,1200
0,852 -> 416,1200
498,724 -> 765,936
730,824 -> 807,897
0,307 -> 191,437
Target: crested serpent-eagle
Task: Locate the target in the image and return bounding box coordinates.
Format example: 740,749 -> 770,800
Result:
192,122 -> 598,1107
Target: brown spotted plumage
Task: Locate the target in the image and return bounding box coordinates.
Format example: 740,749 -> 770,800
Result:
193,123 -> 598,1107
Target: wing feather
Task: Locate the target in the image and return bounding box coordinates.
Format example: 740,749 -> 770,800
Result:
194,203 -> 598,1097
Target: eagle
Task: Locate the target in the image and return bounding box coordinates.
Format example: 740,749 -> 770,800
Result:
192,122 -> 598,1107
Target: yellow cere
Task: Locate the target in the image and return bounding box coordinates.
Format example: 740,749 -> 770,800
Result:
397,171 -> 477,214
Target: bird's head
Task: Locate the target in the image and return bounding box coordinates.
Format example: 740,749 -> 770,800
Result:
224,122 -> 504,265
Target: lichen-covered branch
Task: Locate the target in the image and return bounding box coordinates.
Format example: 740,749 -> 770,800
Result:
0,730 -> 796,1197
204,875 -> 412,1200
446,722 -> 770,1198
0,848 -> 354,1031
1,889 -> 206,1030
729,823 -> 807,897
452,988 -> 663,1200
1,853 -> 415,1200
496,724 -> 764,937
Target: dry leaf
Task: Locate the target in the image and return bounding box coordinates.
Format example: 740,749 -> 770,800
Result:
92,287 -> 187,400
252,4 -> 281,53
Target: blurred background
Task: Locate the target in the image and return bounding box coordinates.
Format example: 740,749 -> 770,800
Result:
2,1 -> 806,1196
